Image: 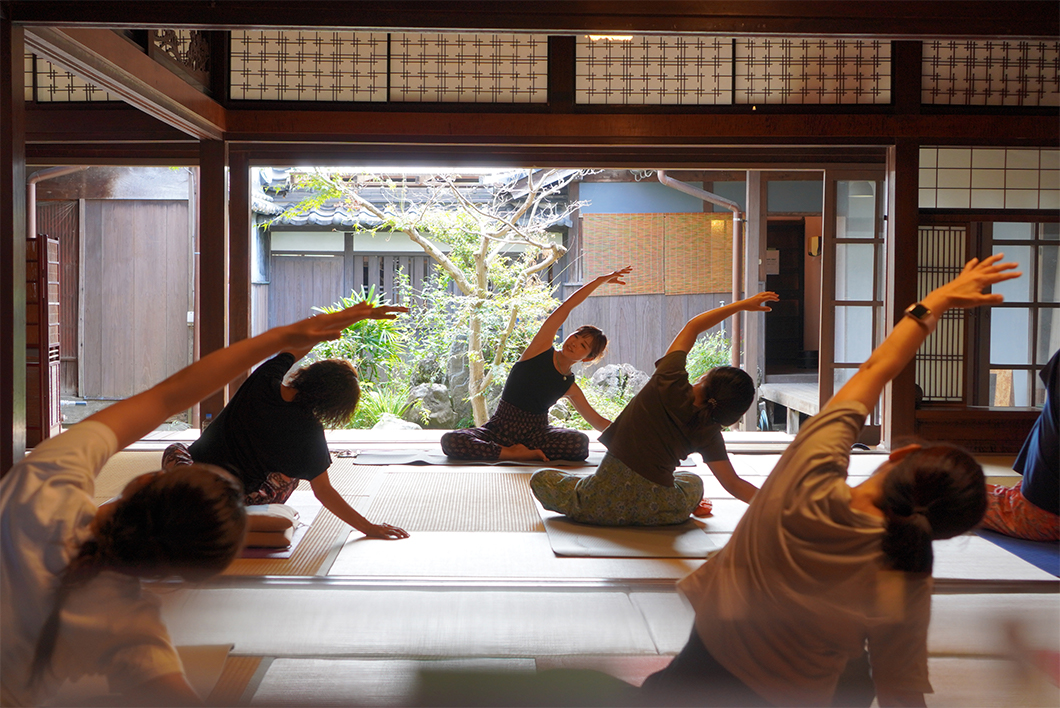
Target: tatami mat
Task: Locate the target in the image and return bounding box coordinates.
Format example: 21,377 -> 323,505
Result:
929,594 -> 1060,654
252,657 -> 536,707
366,470 -> 542,532
329,531 -> 703,580
207,655 -> 263,707
159,587 -> 660,657
540,512 -> 719,559
93,450 -> 164,502
927,657 -> 1059,707
933,535 -> 1059,582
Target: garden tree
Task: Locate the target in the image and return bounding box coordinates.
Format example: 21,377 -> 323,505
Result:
282,169 -> 591,425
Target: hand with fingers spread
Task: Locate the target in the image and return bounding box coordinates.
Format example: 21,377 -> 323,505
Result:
739,291 -> 780,312
925,254 -> 1021,312
596,265 -> 633,286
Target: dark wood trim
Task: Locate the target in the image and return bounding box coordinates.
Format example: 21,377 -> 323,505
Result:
198,139 -> 227,419
1,15 -> 28,472
9,2 -> 1057,38
222,111 -> 1058,145
883,140 -> 921,448
27,105 -> 193,144
892,41 -> 921,117
23,26 -> 224,140
547,36 -> 575,114
915,408 -> 1040,453
228,149 -> 250,391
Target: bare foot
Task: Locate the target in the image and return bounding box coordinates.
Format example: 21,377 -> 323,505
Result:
693,498 -> 714,518
498,444 -> 550,463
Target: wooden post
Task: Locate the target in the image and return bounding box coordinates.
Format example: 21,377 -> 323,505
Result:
228,149 -> 250,391
1,17 -> 27,472
197,139 -> 228,421
742,170 -> 765,431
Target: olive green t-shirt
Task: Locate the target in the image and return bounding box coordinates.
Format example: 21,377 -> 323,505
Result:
599,351 -> 727,487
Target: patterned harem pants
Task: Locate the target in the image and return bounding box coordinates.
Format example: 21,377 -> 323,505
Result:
161,442 -> 300,505
530,452 -> 703,526
981,481 -> 1060,542
440,399 -> 589,462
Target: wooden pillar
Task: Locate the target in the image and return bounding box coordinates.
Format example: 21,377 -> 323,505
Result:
882,42 -> 923,449
198,139 -> 228,420
1,16 -> 27,472
883,140 -> 921,449
228,149 -> 250,390
741,170 -> 765,430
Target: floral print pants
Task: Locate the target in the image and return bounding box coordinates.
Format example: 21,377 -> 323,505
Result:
161,442 -> 299,505
981,481 -> 1060,541
530,452 -> 703,526
440,399 -> 589,462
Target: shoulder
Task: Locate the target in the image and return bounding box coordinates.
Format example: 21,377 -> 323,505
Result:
654,350 -> 688,372
4,421 -> 118,494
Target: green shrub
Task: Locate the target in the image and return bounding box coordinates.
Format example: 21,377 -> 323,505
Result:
686,330 -> 731,381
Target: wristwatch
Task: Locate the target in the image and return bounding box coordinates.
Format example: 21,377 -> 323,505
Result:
903,301 -> 932,326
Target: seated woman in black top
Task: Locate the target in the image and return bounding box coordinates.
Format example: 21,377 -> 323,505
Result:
440,268 -> 631,462
162,302 -> 410,540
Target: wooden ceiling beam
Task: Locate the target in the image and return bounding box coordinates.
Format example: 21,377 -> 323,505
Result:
9,2 -> 1058,39
27,106 -> 195,144
23,26 -> 224,140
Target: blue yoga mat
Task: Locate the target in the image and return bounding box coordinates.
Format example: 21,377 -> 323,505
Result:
975,529 -> 1060,577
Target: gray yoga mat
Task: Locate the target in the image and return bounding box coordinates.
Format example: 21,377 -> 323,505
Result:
539,508 -> 720,558
337,449 -> 697,468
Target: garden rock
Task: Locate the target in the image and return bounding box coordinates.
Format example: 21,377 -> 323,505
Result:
548,398 -> 574,426
590,363 -> 649,399
373,413 -> 421,431
446,336 -> 472,422
407,383 -> 457,429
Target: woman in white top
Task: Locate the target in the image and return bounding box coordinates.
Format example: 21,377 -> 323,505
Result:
1,302 -> 405,707
642,255 -> 1020,707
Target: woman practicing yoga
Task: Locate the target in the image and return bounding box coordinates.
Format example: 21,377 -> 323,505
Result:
641,254 -> 1019,707
440,267 -> 632,463
0,303 -> 400,706
162,311 -> 410,540
531,292 -> 778,526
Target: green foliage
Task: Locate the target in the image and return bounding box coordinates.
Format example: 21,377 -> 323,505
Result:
555,373 -> 637,431
348,381 -> 425,429
310,285 -> 405,384
686,330 -> 732,381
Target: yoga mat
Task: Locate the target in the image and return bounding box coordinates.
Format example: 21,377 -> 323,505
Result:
539,508 -> 720,558
49,644 -> 232,705
206,655 -> 263,707
339,448 -> 605,467
975,529 -> 1060,577
367,471 -> 542,532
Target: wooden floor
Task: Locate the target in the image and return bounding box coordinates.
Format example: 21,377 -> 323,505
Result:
98,430 -> 1058,706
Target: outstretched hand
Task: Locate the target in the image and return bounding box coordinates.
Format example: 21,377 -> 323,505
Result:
283,302 -> 409,351
361,522 -> 410,540
931,254 -> 1021,310
597,266 -> 633,285
740,291 -> 780,311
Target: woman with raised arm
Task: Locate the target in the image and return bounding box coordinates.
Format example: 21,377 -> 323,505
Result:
441,267 -> 632,463
0,303 -> 404,707
530,292 -> 778,526
641,255 -> 1019,708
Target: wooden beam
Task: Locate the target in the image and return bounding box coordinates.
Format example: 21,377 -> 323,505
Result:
23,26 -> 224,140
223,111 -> 1059,146
9,2 -> 1058,39
27,105 -> 192,144
1,15 -> 27,472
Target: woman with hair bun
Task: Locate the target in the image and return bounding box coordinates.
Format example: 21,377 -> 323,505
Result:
1,302 -> 404,706
642,255 -> 1019,707
441,267 -> 632,463
530,292 -> 778,526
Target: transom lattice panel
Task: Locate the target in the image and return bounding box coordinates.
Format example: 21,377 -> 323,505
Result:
27,54 -> 118,102
916,225 -> 967,402
390,33 -> 548,103
923,39 -> 1060,107
230,30 -> 388,101
734,38 -> 890,105
576,36 -> 732,105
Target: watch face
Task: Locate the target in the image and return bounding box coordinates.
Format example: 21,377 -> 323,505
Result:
907,303 -> 930,320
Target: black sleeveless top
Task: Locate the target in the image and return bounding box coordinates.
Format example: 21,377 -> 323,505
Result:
500,348 -> 575,414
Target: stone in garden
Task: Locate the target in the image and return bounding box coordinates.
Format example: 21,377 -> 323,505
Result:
373,413 -> 422,431
590,363 -> 649,399
406,383 -> 457,429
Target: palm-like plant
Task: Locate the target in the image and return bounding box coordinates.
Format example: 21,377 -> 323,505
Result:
311,285 -> 405,384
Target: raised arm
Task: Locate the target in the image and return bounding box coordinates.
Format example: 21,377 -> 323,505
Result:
666,292 -> 778,355
564,383 -> 611,432
829,254 -> 1019,412
86,303 -> 408,450
521,267 -> 632,360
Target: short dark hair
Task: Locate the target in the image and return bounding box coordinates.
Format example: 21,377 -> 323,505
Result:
288,359 -> 360,428
699,366 -> 755,426
879,444 -> 987,573
571,325 -> 608,363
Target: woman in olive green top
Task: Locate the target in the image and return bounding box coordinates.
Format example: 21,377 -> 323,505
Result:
530,292 -> 778,526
